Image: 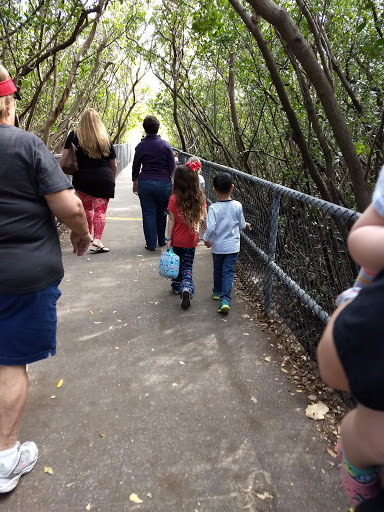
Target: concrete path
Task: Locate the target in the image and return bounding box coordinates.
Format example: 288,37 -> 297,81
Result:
0,167 -> 350,512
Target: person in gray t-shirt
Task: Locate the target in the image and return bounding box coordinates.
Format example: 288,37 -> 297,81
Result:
0,65 -> 91,493
203,172 -> 251,314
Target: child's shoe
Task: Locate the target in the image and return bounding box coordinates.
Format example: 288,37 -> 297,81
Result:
337,442 -> 381,505
212,291 -> 221,300
181,289 -> 190,310
335,287 -> 360,307
218,300 -> 230,314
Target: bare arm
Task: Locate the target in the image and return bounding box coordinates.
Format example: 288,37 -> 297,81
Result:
347,204 -> 384,272
44,189 -> 91,256
166,212 -> 176,250
317,302 -> 351,392
109,158 -> 117,180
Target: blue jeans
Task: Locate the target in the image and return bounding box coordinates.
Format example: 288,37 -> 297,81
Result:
171,247 -> 195,298
212,253 -> 239,302
138,180 -> 172,249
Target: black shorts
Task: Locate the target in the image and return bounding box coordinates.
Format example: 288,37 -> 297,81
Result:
333,267 -> 384,411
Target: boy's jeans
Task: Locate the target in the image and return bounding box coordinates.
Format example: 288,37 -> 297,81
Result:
212,253 -> 239,302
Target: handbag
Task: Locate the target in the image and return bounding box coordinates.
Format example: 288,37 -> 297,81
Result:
61,142 -> 78,175
159,247 -> 180,279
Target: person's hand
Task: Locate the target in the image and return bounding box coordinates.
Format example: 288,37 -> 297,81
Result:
70,231 -> 92,256
245,222 -> 252,231
133,180 -> 138,195
166,240 -> 172,250
204,240 -> 212,248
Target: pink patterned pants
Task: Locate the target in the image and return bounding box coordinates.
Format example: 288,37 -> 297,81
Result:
76,190 -> 109,240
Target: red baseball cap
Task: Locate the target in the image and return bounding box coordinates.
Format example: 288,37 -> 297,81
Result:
0,77 -> 21,100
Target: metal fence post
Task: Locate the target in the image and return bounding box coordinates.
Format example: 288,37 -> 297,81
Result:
264,190 -> 281,314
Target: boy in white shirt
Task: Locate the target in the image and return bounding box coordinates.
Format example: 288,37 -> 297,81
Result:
203,172 -> 251,314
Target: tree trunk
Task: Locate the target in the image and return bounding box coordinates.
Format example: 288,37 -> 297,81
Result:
240,0 -> 370,211
227,0 -> 334,203
39,17 -> 100,145
227,50 -> 252,173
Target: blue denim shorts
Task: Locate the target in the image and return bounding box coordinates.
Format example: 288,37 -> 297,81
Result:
0,279 -> 62,366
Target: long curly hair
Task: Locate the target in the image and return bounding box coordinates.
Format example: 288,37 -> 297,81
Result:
173,165 -> 205,232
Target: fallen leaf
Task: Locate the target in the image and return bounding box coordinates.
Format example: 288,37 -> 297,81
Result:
255,492 -> 273,500
305,402 -> 329,420
44,466 -> 54,475
86,504 -> 91,511
296,389 -> 303,393
50,395 -> 56,399
94,321 -> 102,324
221,319 -> 227,322
147,493 -> 152,498
349,508 -> 354,512
90,311 -> 95,315
172,383 -> 178,387
243,333 -> 249,336
327,448 -> 337,458
56,379 -> 64,388
179,361 -> 186,365
99,433 -> 106,438
66,483 -> 74,487
281,368 -> 288,373
129,493 -> 143,504
264,356 -> 271,362
109,326 -> 113,330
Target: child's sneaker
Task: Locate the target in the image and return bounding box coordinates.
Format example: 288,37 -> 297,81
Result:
212,291 -> 221,300
0,441 -> 38,493
335,287 -> 360,307
181,289 -> 190,310
218,299 -> 230,314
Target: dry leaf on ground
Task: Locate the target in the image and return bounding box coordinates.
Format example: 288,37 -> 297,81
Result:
305,402 -> 329,420
255,492 -> 273,500
129,493 -> 143,503
44,466 -> 54,474
56,379 -> 64,388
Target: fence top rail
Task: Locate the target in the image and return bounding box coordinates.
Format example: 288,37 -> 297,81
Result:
177,150 -> 360,221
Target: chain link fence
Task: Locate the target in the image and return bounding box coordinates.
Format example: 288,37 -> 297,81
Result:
178,151 -> 360,359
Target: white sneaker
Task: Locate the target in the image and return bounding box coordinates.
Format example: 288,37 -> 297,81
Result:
0,441 -> 38,493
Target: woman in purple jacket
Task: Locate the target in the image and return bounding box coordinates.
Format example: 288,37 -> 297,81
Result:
132,115 -> 175,251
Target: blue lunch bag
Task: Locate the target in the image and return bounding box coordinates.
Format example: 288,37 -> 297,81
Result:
159,247 -> 180,279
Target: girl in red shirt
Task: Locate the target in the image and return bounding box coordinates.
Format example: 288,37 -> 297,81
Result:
166,163 -> 206,309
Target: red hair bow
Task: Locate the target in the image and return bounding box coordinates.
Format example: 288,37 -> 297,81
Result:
185,161 -> 201,172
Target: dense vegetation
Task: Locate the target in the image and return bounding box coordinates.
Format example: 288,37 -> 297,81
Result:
2,0 -> 384,210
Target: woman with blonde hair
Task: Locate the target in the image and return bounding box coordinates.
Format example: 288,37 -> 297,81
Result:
61,108 -> 117,253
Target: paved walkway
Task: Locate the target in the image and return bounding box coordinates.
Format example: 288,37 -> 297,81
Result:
0,167 -> 350,511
